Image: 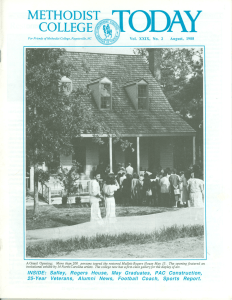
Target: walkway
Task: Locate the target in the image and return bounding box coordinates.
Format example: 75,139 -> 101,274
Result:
27,208 -> 204,244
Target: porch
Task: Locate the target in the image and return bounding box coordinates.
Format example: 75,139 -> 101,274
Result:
64,134 -> 196,178
28,134 -> 196,203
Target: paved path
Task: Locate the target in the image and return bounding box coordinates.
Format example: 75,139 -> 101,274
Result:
26,208 -> 204,244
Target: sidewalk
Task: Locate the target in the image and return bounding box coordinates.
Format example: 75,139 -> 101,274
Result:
26,208 -> 204,244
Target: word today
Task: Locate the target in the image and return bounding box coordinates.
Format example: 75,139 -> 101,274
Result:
112,10 -> 202,32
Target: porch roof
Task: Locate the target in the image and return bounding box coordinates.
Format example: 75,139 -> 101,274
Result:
63,51 -> 196,136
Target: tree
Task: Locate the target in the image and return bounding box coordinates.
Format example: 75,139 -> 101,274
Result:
56,161 -> 81,205
26,48 -> 108,216
134,48 -> 203,162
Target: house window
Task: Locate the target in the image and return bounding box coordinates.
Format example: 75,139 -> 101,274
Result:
100,83 -> 111,109
60,76 -> 72,95
88,77 -> 112,110
138,85 -> 147,109
63,82 -> 72,94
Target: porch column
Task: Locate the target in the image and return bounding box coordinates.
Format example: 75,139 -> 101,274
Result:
137,136 -> 140,174
193,136 -> 196,165
30,166 -> 34,192
109,136 -> 113,173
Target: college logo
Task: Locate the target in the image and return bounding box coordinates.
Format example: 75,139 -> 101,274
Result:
95,19 -> 120,45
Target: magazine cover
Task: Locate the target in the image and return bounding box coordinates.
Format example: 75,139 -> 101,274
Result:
0,0 -> 231,299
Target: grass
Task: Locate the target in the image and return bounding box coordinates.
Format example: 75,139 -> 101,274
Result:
26,204 -> 179,230
26,224 -> 204,258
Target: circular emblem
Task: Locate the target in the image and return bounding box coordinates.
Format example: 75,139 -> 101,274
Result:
95,19 -> 120,45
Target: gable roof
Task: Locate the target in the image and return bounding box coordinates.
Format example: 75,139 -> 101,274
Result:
63,51 -> 195,136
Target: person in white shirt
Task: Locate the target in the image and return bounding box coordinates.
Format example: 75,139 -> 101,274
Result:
103,173 -> 119,223
119,172 -> 126,187
126,163 -> 134,176
160,172 -> 170,207
89,173 -> 103,223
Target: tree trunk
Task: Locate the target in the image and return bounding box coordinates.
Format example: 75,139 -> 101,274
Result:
62,189 -> 68,205
33,166 -> 39,216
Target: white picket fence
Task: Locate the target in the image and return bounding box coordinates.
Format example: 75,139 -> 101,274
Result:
38,176 -> 92,205
38,182 -> 51,204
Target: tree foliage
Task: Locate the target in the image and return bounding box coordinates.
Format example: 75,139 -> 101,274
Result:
56,161 -> 81,197
26,48 -> 108,167
134,48 -> 203,131
26,48 -> 110,215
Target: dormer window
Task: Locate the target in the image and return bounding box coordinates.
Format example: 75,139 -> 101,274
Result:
100,83 -> 111,109
124,79 -> 148,110
60,76 -> 72,95
88,77 -> 112,110
138,84 -> 147,109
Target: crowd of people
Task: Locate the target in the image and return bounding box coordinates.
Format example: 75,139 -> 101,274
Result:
116,164 -> 204,208
88,162 -> 204,224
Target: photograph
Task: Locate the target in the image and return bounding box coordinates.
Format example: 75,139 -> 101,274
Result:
25,47 -> 204,259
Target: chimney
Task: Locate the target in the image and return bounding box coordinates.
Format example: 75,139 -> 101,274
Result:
148,48 -> 162,83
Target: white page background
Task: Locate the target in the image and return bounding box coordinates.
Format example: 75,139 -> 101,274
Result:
0,0 -> 231,298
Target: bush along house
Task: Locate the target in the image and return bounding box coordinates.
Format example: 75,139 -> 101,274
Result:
29,49 -> 196,200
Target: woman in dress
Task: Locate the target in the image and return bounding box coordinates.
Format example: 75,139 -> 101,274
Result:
89,173 -> 103,224
131,173 -> 141,205
138,173 -> 144,206
180,171 -> 188,206
121,173 -> 132,205
150,172 -> 160,207
187,172 -> 204,207
103,173 -> 119,223
114,172 -> 122,204
169,169 -> 180,207
159,171 -> 170,207
143,173 -> 152,205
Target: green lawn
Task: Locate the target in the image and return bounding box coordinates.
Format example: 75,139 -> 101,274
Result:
26,224 -> 204,258
26,204 -> 180,230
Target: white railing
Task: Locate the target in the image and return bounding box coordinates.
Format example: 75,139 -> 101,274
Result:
76,180 -> 90,195
49,176 -> 64,197
49,175 -> 91,196
38,182 -> 51,204
38,177 -> 95,204
76,179 -> 104,195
